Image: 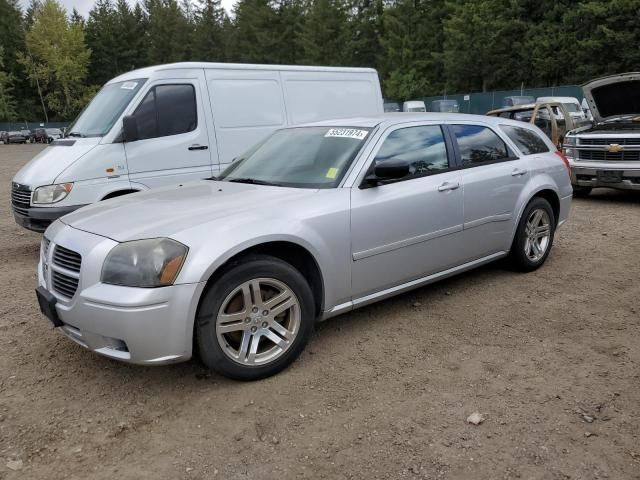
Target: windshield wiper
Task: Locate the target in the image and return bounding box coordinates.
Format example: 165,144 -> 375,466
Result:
66,131 -> 84,138
227,177 -> 281,186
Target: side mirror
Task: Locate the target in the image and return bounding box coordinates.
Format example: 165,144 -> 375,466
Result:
122,115 -> 139,142
363,159 -> 411,187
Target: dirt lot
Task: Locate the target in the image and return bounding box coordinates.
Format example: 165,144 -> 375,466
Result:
0,144 -> 639,480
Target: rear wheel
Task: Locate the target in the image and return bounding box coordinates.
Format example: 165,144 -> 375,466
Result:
196,255 -> 315,380
508,197 -> 556,272
572,185 -> 592,197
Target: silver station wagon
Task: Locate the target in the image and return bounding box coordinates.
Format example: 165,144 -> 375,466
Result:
36,114 -> 572,380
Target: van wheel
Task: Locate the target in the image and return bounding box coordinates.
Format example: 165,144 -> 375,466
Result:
508,197 -> 556,272
572,185 -> 592,197
196,255 -> 315,381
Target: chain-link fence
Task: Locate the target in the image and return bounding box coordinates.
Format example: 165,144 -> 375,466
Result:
0,121 -> 70,131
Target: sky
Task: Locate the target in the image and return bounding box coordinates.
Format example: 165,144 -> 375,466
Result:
19,0 -> 237,17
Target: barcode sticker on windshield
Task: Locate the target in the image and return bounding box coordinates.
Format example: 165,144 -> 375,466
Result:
121,82 -> 138,90
325,128 -> 368,140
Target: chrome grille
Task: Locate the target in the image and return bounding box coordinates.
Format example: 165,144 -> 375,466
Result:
52,245 -> 82,273
50,245 -> 82,299
579,138 -> 640,146
52,270 -> 79,299
578,149 -> 640,162
11,183 -> 31,216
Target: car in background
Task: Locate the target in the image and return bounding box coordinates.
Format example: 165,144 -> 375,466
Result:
431,99 -> 459,113
536,96 -> 587,125
383,101 -> 401,112
45,128 -> 63,143
563,72 -> 640,195
503,96 -> 535,107
6,131 -> 28,144
36,113 -> 571,380
486,102 -> 575,148
0,131 -> 7,144
403,100 -> 426,112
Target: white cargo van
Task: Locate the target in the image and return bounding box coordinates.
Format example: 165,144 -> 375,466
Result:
12,62 -> 383,232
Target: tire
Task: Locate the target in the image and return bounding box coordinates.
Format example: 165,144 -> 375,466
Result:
508,197 -> 556,272
196,254 -> 315,381
572,185 -> 592,197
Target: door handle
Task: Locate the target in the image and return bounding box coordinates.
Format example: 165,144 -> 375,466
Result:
511,168 -> 527,177
188,145 -> 208,151
437,181 -> 460,192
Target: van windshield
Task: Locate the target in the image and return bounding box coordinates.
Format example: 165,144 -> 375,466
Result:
218,127 -> 371,188
66,79 -> 146,138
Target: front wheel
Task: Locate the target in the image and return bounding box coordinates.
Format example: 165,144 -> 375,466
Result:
196,255 -> 315,380
508,197 -> 556,272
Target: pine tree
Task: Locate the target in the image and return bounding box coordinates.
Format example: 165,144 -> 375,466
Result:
192,0 -> 228,61
299,0 -> 350,66
144,0 -> 193,63
0,46 -> 18,121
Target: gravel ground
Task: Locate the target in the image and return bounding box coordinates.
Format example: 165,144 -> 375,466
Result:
1,144 -> 639,480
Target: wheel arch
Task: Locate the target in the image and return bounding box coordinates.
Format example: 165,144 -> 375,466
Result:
510,186 -> 561,246
194,240 -> 325,323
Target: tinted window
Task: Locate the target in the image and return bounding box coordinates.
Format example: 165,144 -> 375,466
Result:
451,125 -> 511,167
134,84 -> 197,140
501,125 -> 549,155
374,125 -> 449,179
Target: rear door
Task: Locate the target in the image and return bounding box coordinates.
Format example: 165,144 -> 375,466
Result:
124,72 -> 214,189
447,123 -> 528,258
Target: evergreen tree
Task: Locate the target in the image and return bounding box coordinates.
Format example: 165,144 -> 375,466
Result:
228,0 -> 281,63
299,0 -> 350,66
348,0 -> 384,68
0,46 -> 18,121
144,0 -> 193,63
192,0 -> 228,61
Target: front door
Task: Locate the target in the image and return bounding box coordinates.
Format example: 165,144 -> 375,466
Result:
350,123 -> 465,299
124,74 -> 214,189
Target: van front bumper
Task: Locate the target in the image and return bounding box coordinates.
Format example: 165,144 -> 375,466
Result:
570,164 -> 640,191
13,205 -> 85,233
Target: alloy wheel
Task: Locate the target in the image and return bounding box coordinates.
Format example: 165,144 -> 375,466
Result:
524,208 -> 551,262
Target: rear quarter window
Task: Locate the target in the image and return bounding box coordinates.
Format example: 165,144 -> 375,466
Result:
501,125 -> 550,155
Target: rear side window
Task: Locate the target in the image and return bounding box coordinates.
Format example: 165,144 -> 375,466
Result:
374,125 -> 449,180
135,84 -> 197,140
501,125 -> 550,155
451,125 -> 512,167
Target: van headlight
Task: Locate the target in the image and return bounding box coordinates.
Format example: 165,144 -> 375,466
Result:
32,183 -> 73,204
101,238 -> 188,287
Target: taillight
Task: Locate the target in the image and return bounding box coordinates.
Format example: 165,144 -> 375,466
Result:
555,151 -> 570,173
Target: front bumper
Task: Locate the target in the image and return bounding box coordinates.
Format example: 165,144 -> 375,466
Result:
570,164 -> 640,191
38,221 -> 206,365
13,205 -> 85,233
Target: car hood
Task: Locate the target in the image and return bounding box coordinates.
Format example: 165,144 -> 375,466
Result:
583,72 -> 640,123
12,137 -> 101,187
60,180 -> 317,242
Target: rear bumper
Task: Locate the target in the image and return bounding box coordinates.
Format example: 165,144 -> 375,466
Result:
13,205 -> 85,233
570,164 -> 640,191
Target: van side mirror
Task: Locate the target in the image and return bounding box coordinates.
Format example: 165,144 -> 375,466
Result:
122,115 -> 139,142
362,159 -> 411,187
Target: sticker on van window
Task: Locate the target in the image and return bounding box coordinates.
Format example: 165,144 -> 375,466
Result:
324,128 -> 368,140
325,167 -> 339,179
120,82 -> 138,90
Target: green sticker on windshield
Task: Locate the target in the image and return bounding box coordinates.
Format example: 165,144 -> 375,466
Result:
326,167 -> 338,179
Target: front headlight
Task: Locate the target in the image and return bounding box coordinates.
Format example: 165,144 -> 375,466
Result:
563,136 -> 576,147
101,238 -> 188,287
33,183 -> 73,204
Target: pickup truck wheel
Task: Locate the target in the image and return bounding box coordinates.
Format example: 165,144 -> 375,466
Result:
572,186 -> 592,197
196,255 -> 315,381
509,197 -> 556,272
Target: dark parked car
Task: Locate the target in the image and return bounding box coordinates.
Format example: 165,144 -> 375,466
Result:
45,128 -> 63,143
7,131 -> 27,144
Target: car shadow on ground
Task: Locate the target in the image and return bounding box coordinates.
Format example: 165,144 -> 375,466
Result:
582,188 -> 640,204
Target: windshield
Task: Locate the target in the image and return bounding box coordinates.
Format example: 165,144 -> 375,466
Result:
563,103 -> 581,113
218,126 -> 371,188
66,79 -> 146,137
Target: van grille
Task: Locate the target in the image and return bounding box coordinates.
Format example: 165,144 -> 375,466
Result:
11,183 -> 31,216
